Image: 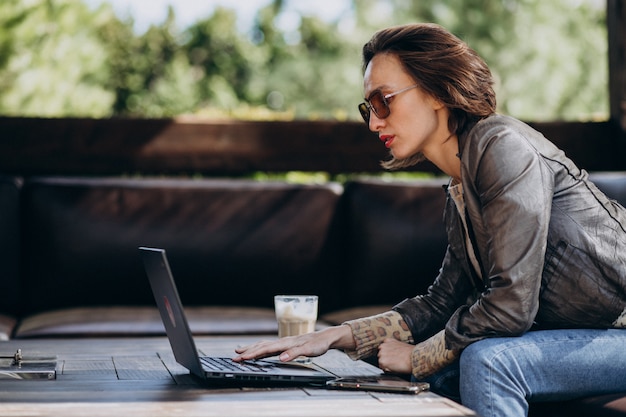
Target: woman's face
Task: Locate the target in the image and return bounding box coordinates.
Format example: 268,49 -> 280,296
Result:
363,53 -> 450,161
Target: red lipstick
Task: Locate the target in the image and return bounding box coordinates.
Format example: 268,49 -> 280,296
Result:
380,135 -> 394,148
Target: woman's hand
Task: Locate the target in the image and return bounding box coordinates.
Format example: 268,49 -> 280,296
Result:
377,338 -> 413,374
233,325 -> 356,363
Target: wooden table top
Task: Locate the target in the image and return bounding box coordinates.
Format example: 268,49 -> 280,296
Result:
0,336 -> 476,417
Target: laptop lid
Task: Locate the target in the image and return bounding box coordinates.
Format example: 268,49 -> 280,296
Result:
140,246 -> 205,378
139,246 -> 336,384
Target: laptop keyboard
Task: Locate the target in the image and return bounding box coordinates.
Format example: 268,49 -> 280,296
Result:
200,357 -> 268,373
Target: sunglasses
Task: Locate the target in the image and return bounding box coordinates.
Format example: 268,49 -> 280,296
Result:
358,84 -> 420,124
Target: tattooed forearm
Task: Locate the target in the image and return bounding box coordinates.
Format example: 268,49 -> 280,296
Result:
411,329 -> 460,379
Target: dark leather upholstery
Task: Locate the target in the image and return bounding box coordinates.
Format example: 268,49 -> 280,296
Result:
341,179 -> 448,307
0,176 -> 22,316
19,177 -> 344,316
590,171 -> 626,203
530,393 -> 626,417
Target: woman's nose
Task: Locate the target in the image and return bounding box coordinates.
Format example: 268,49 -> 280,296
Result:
368,112 -> 385,132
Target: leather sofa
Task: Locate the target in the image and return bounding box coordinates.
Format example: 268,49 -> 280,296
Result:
0,173 -> 624,416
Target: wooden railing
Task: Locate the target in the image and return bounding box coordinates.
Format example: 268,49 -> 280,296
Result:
0,117 -> 624,177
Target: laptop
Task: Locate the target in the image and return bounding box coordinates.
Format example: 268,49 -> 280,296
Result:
139,246 -> 384,386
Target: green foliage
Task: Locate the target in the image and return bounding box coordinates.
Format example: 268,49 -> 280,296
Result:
351,0 -> 607,121
98,6 -> 199,117
184,7 -> 253,109
0,0 -> 609,121
0,0 -> 115,117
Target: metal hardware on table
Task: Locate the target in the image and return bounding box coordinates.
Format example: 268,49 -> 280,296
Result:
0,349 -> 23,367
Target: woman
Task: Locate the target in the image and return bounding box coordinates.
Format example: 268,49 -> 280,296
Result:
234,23 -> 626,417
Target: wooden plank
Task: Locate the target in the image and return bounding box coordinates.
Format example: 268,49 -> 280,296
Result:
0,117 -> 623,176
0,396 -> 475,417
61,359 -> 118,380
113,356 -> 174,381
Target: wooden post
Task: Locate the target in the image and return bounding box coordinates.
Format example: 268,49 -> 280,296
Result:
608,0 -> 626,131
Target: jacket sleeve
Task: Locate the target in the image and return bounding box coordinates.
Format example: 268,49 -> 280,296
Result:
444,121 -> 555,350
392,243 -> 476,344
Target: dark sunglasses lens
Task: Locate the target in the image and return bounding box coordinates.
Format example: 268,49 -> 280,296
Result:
358,103 -> 370,122
369,92 -> 390,119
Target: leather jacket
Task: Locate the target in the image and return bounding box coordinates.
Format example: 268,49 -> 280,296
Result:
394,114 -> 626,351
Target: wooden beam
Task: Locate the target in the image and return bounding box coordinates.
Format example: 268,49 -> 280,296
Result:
608,0 -> 626,130
0,117 -> 623,176
0,117 -> 395,176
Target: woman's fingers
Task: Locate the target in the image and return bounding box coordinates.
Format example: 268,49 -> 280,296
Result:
233,339 -> 288,361
234,332 -> 329,362
233,326 -> 353,363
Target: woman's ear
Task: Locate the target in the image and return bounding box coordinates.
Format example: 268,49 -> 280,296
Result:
429,95 -> 446,111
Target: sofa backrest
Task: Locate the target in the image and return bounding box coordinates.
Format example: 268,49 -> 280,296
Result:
0,176 -> 22,315
12,172 -> 626,318
19,177 -> 344,315
340,178 -> 449,308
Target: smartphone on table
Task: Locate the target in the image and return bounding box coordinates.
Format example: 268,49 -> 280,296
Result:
326,376 -> 429,394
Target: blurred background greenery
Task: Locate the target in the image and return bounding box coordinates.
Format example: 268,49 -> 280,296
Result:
0,0 -> 607,122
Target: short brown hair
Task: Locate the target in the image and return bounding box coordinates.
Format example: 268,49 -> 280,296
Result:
362,23 -> 496,170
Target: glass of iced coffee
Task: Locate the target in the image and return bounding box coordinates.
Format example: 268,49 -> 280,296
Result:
274,295 -> 318,338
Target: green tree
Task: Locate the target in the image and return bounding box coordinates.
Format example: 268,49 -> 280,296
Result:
183,7 -> 255,111
178,3 -> 364,119
0,0 -> 115,117
247,5 -> 364,119
351,0 -> 607,121
0,0 -> 609,121
98,6 -> 199,117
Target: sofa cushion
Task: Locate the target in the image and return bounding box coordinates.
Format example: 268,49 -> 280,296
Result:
589,171 -> 626,206
341,178 -> 448,308
0,314 -> 17,341
530,393 -> 626,416
14,306 -> 283,338
19,177 -> 344,316
575,393 -> 626,416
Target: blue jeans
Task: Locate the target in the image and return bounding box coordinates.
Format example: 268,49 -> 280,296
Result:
420,329 -> 626,417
